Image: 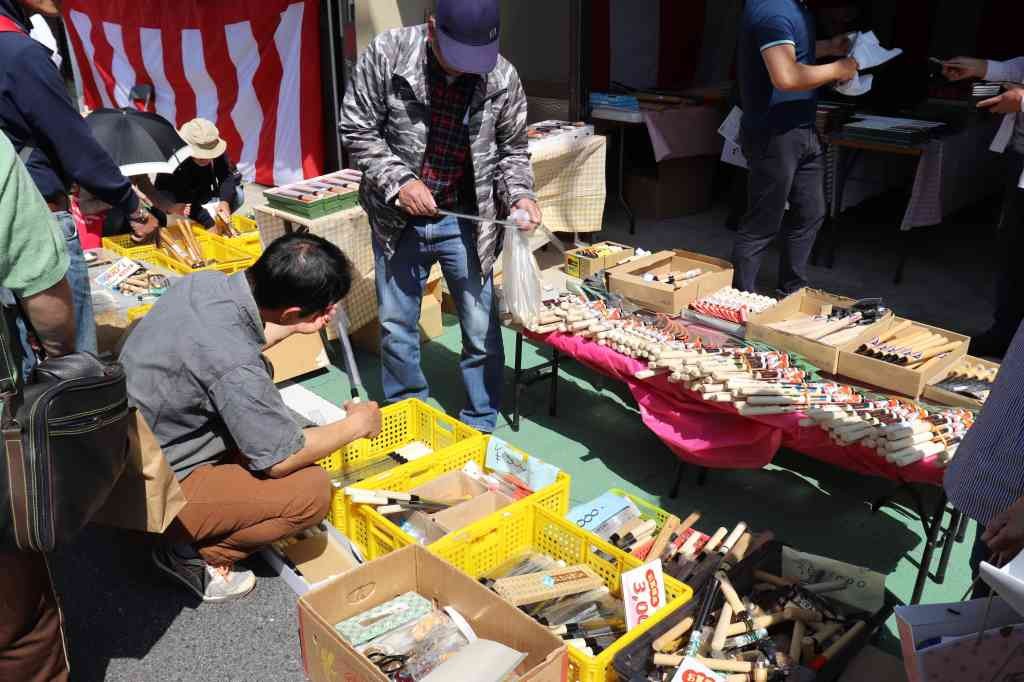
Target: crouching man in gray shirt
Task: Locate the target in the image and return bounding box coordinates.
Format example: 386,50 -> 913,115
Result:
120,233 -> 381,603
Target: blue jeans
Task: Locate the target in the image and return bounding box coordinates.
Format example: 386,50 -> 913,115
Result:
373,215 -> 504,431
9,211 -> 96,379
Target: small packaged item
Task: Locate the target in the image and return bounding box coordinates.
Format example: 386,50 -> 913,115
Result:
335,591 -> 433,646
356,607 -> 475,680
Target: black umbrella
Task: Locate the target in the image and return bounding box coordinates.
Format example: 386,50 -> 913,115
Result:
85,107 -> 190,176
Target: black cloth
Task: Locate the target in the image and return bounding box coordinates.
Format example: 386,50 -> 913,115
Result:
991,152 -> 1024,342
731,126 -> 825,294
154,155 -> 241,228
0,0 -> 137,212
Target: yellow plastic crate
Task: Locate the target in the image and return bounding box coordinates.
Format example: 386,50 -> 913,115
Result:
193,218 -> 264,257
317,399 -> 480,532
431,504 -> 693,682
151,235 -> 255,275
101,234 -> 160,260
126,304 -> 153,322
348,436 -> 571,559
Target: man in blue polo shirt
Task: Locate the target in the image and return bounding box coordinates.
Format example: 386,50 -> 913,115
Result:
732,0 -> 858,295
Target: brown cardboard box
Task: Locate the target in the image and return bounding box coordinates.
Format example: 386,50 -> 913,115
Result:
352,295 -> 443,355
564,241 -> 635,280
606,249 -> 733,314
260,523 -> 361,596
836,317 -> 970,398
431,491 -> 515,534
298,545 -> 568,682
625,156 -> 717,220
746,288 -> 894,374
410,470 -> 488,504
922,355 -> 999,409
265,332 -> 331,383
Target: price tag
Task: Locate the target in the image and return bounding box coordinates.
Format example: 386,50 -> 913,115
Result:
669,657 -> 724,682
621,559 -> 666,631
96,257 -> 142,289
781,546 -> 885,613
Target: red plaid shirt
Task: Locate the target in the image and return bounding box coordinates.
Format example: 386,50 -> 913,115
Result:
419,50 -> 478,209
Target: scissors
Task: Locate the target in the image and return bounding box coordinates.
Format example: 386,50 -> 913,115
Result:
364,648 -> 411,677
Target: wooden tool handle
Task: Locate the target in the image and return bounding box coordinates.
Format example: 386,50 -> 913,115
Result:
652,616 -> 694,653
702,527 -> 728,555
648,515 -> 680,561
876,319 -> 913,344
710,603 -> 734,652
790,620 -> 806,665
697,657 -> 753,673
809,621 -> 866,671
912,341 -> 962,364
717,574 -> 746,614
720,523 -> 748,556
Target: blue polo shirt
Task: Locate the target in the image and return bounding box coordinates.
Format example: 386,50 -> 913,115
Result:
738,0 -> 818,138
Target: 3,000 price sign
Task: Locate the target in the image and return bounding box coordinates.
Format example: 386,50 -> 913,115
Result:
621,559 -> 666,631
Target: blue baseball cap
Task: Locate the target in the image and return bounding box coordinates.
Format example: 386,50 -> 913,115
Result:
434,0 -> 501,75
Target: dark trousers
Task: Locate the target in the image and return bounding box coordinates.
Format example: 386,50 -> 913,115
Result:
0,552 -> 69,681
991,152 -> 1024,341
731,126 -> 825,294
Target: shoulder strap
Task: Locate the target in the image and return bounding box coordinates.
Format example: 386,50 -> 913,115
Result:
0,301 -> 20,403
0,16 -> 27,34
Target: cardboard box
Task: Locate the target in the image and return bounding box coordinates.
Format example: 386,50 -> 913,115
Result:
606,249 -> 733,314
432,490 -> 515,534
352,295 -> 443,355
564,241 -> 635,280
746,288 -> 894,374
298,545 -> 568,682
922,355 -> 999,409
836,317 -> 970,398
265,332 -> 331,383
260,523 -> 361,596
625,156 -> 717,220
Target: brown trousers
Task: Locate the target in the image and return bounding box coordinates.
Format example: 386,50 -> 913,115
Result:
0,552 -> 69,682
167,461 -> 331,566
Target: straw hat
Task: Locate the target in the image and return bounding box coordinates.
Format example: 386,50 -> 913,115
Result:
178,118 -> 227,160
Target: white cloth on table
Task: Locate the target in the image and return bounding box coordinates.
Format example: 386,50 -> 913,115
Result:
985,57 -> 1024,188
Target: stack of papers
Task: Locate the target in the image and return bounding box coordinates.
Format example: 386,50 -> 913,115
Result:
835,30 -> 903,97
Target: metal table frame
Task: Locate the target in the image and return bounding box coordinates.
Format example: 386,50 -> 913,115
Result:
510,330 -> 965,604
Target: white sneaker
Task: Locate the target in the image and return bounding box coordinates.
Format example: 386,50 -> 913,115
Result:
152,545 -> 256,603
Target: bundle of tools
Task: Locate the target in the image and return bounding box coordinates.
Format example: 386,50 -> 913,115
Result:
642,268 -> 705,288
481,554 -> 628,657
328,441 -> 433,489
803,401 -> 973,467
114,264 -> 169,298
158,220 -> 207,269
646,543 -> 871,681
211,214 -> 242,238
690,289 -> 778,324
345,488 -> 461,516
761,299 -> 889,348
933,360 -> 997,403
276,175 -> 360,204
854,320 -> 964,371
528,294 -> 619,336
335,591 -> 527,681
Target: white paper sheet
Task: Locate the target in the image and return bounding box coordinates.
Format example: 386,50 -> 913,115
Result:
834,30 -> 902,96
420,639 -> 526,682
781,547 -> 886,613
278,384 -> 347,426
981,549 -> 1024,618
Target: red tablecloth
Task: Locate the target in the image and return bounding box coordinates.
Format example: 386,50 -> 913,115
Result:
531,331 -> 944,487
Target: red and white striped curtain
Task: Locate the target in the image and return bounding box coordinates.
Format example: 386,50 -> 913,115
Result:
63,0 -> 324,187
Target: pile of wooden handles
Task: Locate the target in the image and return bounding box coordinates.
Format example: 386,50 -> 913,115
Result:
856,320 -> 962,371
803,401 -> 971,467
690,288 -> 778,324
946,361 -> 997,384
642,268 -> 703,289
764,304 -> 867,347
159,220 -> 206,269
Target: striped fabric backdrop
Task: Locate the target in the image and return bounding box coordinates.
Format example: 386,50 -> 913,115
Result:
63,0 -> 323,186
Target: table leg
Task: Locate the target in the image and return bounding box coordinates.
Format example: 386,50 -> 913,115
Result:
911,491 -> 948,605
512,332 -> 524,432
549,348 -> 560,417
668,460 -> 685,499
617,125 -> 636,235
893,229 -> 912,285
828,148 -> 860,269
935,507 -> 962,585
956,513 -> 970,543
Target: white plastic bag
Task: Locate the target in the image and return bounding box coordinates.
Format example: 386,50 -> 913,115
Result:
501,226 -> 543,329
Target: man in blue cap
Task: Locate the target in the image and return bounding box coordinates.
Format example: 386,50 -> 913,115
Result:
342,0 -> 539,433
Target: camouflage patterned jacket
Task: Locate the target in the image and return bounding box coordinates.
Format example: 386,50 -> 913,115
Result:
340,24 -> 536,275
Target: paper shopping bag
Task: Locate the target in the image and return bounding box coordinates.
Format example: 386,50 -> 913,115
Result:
897,597 -> 1024,682
90,409 -> 186,533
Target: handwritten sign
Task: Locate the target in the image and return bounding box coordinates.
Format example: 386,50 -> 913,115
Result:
622,559 -> 666,631
96,257 -> 142,289
670,657 -> 725,682
782,546 -> 886,613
